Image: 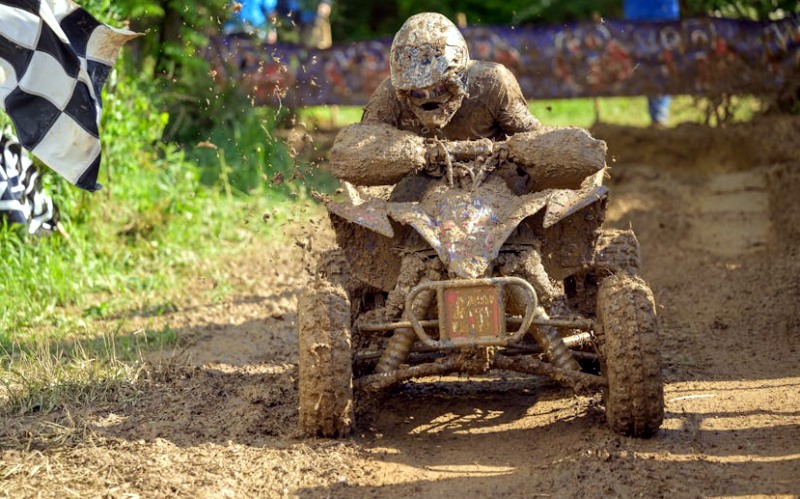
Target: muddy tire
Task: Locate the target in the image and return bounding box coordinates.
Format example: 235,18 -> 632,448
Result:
593,229 -> 640,275
316,249 -> 349,286
298,281 -> 354,437
596,275 -> 664,438
565,230 -> 640,317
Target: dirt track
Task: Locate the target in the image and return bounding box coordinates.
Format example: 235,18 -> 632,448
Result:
1,117 -> 799,498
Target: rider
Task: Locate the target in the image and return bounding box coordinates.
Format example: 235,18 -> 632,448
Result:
330,12 -> 543,193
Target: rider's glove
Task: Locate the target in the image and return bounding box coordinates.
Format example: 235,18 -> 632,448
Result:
424,139 -> 449,177
493,142 -> 510,166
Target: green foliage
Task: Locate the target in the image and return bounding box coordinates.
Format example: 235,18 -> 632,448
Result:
682,0 -> 800,19
330,0 -> 623,41
330,0 -> 798,41
0,54 -> 298,345
0,0 -> 329,348
508,0 -> 623,24
396,0 -> 622,25
190,102 -> 283,195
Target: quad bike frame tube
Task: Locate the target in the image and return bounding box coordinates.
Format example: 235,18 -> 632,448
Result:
359,316 -> 596,333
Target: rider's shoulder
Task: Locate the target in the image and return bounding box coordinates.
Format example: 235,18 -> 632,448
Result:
466,60 -> 517,90
373,76 -> 397,96
467,60 -> 514,78
366,77 -> 402,107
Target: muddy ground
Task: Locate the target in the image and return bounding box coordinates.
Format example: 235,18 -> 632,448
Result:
1,116 -> 799,498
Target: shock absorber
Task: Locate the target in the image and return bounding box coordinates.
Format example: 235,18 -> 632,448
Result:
532,310 -> 581,372
506,285 -> 580,372
374,288 -> 435,374
375,328 -> 415,374
375,256 -> 440,374
506,248 -> 580,372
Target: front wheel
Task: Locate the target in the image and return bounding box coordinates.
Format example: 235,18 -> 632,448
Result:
596,275 -> 664,438
298,280 -> 354,437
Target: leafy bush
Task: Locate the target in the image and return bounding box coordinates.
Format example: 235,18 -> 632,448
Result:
0,1 -> 303,340
683,0 -> 799,19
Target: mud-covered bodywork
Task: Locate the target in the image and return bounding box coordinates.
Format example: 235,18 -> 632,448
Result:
329,172 -> 606,288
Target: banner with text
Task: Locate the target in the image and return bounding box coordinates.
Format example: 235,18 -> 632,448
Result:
208,16 -> 800,106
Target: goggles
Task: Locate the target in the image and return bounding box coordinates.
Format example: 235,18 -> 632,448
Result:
407,83 -> 450,102
401,72 -> 468,108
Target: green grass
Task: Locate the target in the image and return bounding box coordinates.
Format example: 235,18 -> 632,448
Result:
532,97 -> 649,127
0,74 -> 321,416
0,332 -> 149,416
300,105 -> 365,130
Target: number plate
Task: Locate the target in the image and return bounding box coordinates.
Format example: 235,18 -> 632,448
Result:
442,285 -> 504,341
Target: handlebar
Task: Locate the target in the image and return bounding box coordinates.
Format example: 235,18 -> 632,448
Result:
425,138 -> 510,190
445,138 -> 495,161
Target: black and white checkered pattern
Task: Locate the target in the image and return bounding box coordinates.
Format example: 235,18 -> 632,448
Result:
0,0 -> 137,191
0,129 -> 57,233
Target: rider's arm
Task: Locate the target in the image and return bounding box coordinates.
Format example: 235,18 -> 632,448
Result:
331,79 -> 435,186
330,122 -> 427,186
506,126 -> 607,189
484,65 -> 606,189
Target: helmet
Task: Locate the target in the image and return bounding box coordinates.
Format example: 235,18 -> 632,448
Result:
390,13 -> 469,131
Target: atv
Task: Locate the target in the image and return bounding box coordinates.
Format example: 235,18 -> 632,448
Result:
297,137 -> 664,439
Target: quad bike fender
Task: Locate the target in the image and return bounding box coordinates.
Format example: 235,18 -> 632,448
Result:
329,211 -> 404,292
541,172 -> 607,228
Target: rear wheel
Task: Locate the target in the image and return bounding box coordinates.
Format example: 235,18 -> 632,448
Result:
596,275 -> 664,438
298,280 -> 354,437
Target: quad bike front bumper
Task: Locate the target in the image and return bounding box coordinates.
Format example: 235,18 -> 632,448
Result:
360,276 -> 595,346
356,277 -> 607,392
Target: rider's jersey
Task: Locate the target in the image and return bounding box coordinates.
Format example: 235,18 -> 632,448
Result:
361,60 -> 541,141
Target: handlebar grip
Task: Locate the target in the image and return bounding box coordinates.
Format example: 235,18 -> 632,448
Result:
448,138 -> 494,161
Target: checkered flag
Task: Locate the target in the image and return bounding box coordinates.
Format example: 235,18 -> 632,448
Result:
0,0 -> 138,192
1,129 -> 57,233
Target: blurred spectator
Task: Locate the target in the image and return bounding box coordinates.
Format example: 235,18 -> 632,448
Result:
624,0 -> 680,127
282,0 -> 333,49
224,0 -> 279,43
